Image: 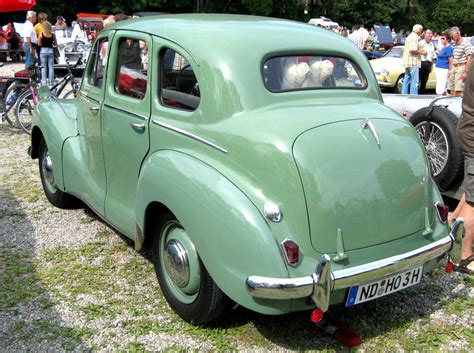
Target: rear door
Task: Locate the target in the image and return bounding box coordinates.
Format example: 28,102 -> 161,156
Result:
101,31 -> 152,237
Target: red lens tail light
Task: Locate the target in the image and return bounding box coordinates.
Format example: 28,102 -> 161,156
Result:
282,239 -> 299,266
435,202 -> 449,222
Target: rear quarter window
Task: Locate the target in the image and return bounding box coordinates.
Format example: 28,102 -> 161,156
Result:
263,55 -> 366,92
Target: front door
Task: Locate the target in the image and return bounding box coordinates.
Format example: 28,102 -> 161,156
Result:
102,31 -> 152,237
69,34 -> 112,214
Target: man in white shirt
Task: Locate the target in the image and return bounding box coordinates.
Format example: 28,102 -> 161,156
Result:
349,25 -> 364,50
419,29 -> 435,94
359,25 -> 369,48
22,10 -> 37,68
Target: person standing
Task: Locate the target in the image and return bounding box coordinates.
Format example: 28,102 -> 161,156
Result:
348,25 -> 364,50
418,29 -> 435,94
54,16 -> 67,30
34,12 -> 48,68
358,25 -> 369,49
38,21 -> 55,85
434,32 -> 453,95
22,11 -> 37,68
401,24 -> 425,95
447,26 -> 472,97
449,63 -> 474,274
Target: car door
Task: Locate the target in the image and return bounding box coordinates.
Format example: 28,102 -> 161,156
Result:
101,31 -> 152,237
72,34 -> 112,215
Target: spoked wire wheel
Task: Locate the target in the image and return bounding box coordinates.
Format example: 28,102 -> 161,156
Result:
414,121 -> 448,177
15,90 -> 35,134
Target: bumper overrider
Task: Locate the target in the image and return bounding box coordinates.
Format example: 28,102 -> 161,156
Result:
246,219 -> 464,311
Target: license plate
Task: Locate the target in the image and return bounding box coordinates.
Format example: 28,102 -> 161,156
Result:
346,266 -> 423,307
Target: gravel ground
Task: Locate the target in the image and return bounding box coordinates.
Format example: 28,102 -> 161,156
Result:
0,61 -> 473,351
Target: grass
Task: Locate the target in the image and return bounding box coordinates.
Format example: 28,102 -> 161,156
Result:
1,126 -> 473,351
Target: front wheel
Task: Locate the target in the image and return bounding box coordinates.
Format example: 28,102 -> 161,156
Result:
394,75 -> 404,93
410,107 -> 464,190
152,213 -> 227,325
15,89 -> 36,134
39,138 -> 76,208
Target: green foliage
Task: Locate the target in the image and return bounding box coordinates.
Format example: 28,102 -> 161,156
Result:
24,0 -> 474,35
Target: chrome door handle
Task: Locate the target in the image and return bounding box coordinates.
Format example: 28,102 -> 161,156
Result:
130,122 -> 146,132
90,106 -> 100,113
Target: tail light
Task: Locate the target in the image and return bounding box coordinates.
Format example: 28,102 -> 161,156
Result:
310,308 -> 324,323
435,202 -> 449,223
281,239 -> 299,266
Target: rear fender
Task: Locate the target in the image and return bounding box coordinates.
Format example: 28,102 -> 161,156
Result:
31,100 -> 79,190
136,150 -> 291,314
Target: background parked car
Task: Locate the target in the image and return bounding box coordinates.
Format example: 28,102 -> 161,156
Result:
370,46 -> 436,92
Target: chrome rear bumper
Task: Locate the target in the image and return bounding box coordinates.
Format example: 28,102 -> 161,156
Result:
247,221 -> 463,310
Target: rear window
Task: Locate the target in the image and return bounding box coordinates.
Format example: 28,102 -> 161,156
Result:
263,55 -> 366,92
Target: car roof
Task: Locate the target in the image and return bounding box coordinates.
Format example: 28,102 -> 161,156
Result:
104,14 -> 362,63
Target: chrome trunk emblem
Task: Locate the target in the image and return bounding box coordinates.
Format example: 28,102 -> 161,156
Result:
361,118 -> 380,146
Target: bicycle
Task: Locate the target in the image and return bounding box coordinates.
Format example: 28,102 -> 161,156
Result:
1,71 -> 28,127
15,58 -> 82,134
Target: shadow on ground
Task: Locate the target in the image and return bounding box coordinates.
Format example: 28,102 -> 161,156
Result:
0,189 -> 91,351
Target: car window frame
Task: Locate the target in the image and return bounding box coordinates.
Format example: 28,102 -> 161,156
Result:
103,30 -> 153,118
261,52 -> 368,93
158,46 -> 201,112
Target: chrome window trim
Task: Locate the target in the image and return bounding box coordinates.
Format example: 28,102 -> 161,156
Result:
104,103 -> 148,121
152,120 -> 228,154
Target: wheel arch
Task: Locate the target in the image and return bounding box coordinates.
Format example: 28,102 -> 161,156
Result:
135,150 -> 292,314
30,126 -> 44,159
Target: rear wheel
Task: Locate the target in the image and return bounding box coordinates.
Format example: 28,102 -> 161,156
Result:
39,138 -> 76,208
152,213 -> 227,325
15,90 -> 35,134
410,107 -> 464,190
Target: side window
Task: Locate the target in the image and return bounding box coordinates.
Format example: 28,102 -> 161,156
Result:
87,38 -> 108,88
160,48 -> 200,111
115,38 -> 148,99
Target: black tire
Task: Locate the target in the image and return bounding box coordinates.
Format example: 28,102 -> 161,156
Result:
15,90 -> 35,134
410,107 -> 464,190
152,213 -> 227,325
39,138 -> 77,208
394,75 -> 404,93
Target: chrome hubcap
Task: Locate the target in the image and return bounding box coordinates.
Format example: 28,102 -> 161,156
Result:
42,151 -> 55,185
164,239 -> 190,288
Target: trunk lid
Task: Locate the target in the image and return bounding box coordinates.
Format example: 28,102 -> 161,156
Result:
293,117 -> 430,253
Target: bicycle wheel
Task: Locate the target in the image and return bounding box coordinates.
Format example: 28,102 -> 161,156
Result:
59,78 -> 80,99
15,90 -> 36,134
2,81 -> 22,126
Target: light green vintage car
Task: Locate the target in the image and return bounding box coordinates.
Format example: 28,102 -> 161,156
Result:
29,15 -> 463,325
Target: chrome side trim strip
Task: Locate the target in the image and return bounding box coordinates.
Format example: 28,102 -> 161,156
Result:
80,92 -> 100,104
152,120 -> 228,154
104,103 -> 148,121
247,235 -> 452,300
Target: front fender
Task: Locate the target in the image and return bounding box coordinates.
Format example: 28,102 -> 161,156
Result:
31,99 -> 79,190
136,150 -> 292,314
